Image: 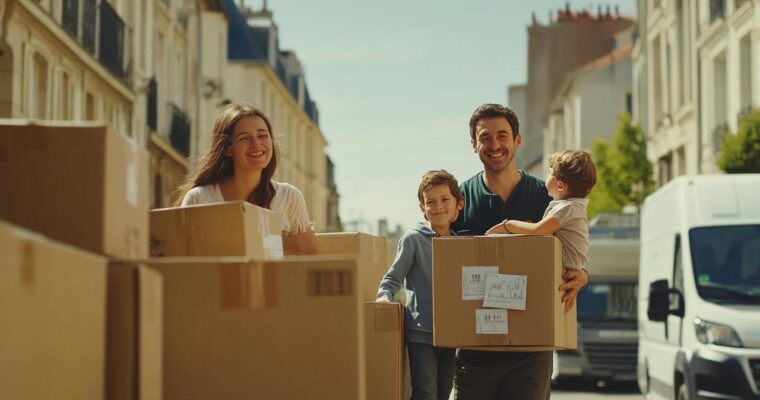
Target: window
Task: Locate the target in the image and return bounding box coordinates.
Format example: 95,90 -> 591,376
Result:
713,52 -> 728,132
60,71 -> 70,119
658,153 -> 673,186
31,53 -> 49,119
85,92 -> 96,120
677,0 -> 691,105
652,37 -> 663,125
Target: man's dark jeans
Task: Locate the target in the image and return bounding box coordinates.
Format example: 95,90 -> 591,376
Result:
455,349 -> 552,400
407,342 -> 456,400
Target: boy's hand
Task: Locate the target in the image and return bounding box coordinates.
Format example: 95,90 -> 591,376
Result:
559,268 -> 589,313
375,297 -> 392,304
485,221 -> 509,235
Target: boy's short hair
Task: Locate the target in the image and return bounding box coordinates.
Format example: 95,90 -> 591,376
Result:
417,170 -> 462,203
469,104 -> 520,140
549,150 -> 597,198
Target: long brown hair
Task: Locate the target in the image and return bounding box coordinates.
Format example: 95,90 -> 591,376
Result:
174,103 -> 279,208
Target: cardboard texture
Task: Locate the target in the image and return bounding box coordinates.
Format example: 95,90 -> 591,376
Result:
106,263 -> 163,400
150,201 -> 284,259
432,235 -> 577,350
145,255 -> 367,400
0,221 -> 107,399
316,232 -> 390,301
0,120 -> 149,259
364,302 -> 403,400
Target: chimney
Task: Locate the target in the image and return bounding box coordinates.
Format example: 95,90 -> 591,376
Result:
615,5 -> 620,18
532,12 -> 540,27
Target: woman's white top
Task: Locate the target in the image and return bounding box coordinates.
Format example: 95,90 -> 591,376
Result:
180,180 -> 311,234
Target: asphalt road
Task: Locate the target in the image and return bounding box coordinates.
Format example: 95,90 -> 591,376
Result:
551,380 -> 644,399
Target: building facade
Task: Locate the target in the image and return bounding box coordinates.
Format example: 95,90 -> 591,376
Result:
509,6 -> 634,175
1,0 -> 342,230
543,30 -> 634,177
633,0 -> 760,186
0,0 -> 134,131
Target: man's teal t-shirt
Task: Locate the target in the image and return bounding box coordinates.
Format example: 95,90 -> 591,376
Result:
452,170 -> 552,236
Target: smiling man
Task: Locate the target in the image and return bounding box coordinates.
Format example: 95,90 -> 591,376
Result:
451,103 -> 589,400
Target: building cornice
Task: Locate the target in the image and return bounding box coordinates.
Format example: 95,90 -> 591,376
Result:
728,1 -> 755,28
230,59 -> 328,146
15,0 -> 135,101
149,133 -> 189,168
696,19 -> 727,51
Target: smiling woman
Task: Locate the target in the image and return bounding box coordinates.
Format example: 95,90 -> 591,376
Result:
174,102 -> 318,255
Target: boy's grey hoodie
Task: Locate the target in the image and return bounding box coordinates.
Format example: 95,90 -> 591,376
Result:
377,223 -> 455,345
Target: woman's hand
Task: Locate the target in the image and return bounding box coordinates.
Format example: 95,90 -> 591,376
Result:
282,230 -> 320,255
559,268 -> 589,313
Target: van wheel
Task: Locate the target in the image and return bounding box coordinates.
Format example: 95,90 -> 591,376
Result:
677,382 -> 688,400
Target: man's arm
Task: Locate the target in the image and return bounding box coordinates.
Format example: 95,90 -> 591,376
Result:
485,215 -> 562,235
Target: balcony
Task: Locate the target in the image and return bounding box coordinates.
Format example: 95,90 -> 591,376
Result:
61,0 -> 132,86
710,0 -> 725,23
168,103 -> 191,157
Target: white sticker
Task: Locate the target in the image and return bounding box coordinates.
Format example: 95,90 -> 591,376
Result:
263,234 -> 284,259
483,274 -> 527,310
476,309 -> 508,334
126,162 -> 138,207
462,266 -> 499,300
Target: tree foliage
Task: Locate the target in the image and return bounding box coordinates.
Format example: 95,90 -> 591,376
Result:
588,113 -> 655,218
718,109 -> 760,173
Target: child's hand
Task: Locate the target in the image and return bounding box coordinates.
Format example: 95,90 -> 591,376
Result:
375,297 -> 393,304
485,221 -> 509,235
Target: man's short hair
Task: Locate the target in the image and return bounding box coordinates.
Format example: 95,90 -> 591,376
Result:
417,170 -> 462,204
549,150 -> 597,198
469,104 -> 520,140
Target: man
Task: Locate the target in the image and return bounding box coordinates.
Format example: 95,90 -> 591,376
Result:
451,103 -> 589,399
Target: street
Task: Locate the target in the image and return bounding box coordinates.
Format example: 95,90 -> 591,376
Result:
551,381 -> 643,400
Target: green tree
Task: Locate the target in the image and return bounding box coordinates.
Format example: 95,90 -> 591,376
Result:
588,113 -> 655,218
718,109 -> 760,173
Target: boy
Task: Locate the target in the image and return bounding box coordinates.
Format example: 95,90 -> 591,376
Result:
486,149 -> 597,312
376,170 -> 464,400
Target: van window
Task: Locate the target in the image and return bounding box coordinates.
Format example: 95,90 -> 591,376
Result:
577,282 -> 638,322
689,225 -> 760,304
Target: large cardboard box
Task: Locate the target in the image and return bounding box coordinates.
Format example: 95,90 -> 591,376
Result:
106,263 -> 163,400
0,221 -> 108,399
145,255 -> 367,400
150,201 -> 284,259
432,235 -> 577,350
364,302 -> 403,400
0,120 -> 149,259
316,232 -> 390,301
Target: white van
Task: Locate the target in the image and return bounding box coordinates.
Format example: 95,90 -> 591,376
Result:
637,174 -> 760,400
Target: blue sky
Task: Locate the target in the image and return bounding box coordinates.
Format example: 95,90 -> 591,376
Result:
243,0 -> 636,233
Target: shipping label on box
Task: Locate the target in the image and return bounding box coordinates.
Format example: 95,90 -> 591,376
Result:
433,235 -> 577,350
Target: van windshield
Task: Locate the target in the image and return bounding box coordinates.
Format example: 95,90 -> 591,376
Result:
690,225 -> 760,304
577,282 -> 637,322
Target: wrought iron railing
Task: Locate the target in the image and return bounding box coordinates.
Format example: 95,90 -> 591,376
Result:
168,103 -> 191,157
59,0 -> 132,86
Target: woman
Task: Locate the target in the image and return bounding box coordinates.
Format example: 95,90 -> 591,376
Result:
174,102 -> 318,254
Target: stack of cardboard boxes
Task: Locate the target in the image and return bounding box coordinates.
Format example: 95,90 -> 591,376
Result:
0,121 -> 403,400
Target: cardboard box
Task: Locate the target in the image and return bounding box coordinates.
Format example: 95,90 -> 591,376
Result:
364,302 -> 403,400
145,255 -> 367,400
432,235 -> 577,350
0,220 -> 108,399
106,263 -> 162,400
150,201 -> 284,258
0,120 -> 149,259
316,232 -> 390,301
